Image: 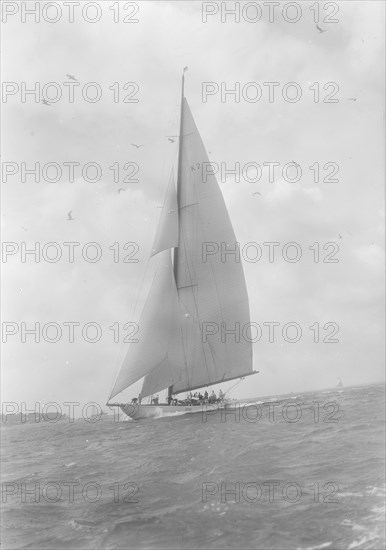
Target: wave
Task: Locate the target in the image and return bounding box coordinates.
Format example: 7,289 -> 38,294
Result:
297,542 -> 332,550
153,409 -> 192,419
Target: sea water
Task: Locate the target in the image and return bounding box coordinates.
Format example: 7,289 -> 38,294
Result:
1,383 -> 384,549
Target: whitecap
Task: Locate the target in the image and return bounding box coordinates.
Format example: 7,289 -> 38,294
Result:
297,542 -> 332,550
154,410 -> 188,419
348,534 -> 379,549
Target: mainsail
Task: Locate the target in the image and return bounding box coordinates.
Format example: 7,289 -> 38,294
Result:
109,75 -> 254,401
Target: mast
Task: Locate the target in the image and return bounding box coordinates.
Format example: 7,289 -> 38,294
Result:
173,69 -> 185,280
168,69 -> 185,404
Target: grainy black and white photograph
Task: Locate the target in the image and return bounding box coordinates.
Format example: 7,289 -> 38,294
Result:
1,1 -> 385,549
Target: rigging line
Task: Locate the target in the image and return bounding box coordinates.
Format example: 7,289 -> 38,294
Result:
225,378 -> 244,397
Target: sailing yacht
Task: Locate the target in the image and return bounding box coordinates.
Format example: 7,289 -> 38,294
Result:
107,71 -> 258,420
336,377 -> 343,388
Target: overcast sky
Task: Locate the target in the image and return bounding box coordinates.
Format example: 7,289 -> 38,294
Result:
1,1 -> 384,410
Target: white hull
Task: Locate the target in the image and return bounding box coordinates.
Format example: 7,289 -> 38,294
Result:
118,401 -> 231,420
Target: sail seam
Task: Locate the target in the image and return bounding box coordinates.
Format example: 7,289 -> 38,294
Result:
177,284 -> 198,290
179,203 -> 198,210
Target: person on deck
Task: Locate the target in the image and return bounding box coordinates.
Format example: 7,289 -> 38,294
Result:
204,390 -> 208,403
219,389 -> 224,401
138,393 -> 142,405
